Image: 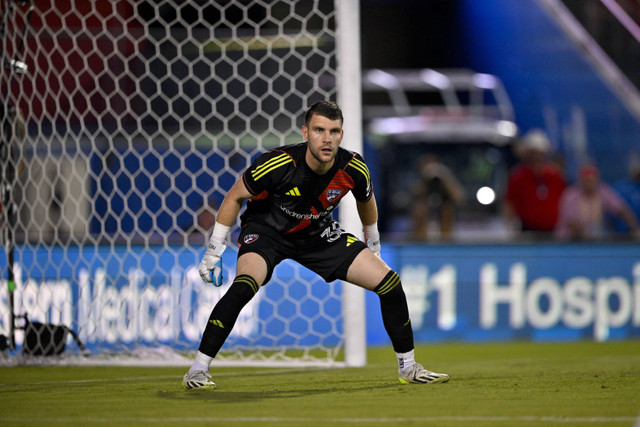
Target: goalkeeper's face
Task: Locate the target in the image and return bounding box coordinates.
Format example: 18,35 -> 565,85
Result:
302,114 -> 344,172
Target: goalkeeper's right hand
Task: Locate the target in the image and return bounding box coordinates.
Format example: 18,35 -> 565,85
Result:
199,239 -> 226,286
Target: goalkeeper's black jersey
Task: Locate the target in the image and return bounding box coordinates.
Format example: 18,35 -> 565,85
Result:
240,142 -> 373,238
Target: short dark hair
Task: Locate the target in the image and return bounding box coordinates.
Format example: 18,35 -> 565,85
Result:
304,101 -> 343,127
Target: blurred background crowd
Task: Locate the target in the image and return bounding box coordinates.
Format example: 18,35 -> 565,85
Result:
3,0 -> 639,246
357,0 -> 640,243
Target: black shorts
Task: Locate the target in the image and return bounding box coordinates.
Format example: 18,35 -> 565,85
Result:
237,221 -> 367,285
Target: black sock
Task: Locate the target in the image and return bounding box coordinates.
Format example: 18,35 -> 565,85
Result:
198,274 -> 259,357
374,271 -> 414,353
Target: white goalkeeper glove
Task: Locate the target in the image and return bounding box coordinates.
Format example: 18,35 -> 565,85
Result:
199,223 -> 230,286
364,223 -> 381,257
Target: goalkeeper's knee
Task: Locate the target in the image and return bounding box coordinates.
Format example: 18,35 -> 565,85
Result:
228,274 -> 261,297
373,270 -> 402,297
213,275 -> 260,314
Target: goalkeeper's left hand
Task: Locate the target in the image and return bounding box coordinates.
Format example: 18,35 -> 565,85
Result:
364,223 -> 381,257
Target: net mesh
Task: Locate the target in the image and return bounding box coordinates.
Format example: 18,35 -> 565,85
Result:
0,0 -> 345,365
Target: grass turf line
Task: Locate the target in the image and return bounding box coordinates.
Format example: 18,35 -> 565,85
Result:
0,340 -> 638,427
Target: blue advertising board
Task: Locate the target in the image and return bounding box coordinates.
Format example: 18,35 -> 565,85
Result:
0,245 -> 342,352
367,243 -> 640,345
2,243 -> 639,353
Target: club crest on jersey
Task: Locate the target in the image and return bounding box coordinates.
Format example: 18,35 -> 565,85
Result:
326,189 -> 342,202
243,234 -> 259,244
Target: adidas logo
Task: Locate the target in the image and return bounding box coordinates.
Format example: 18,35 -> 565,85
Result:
346,236 -> 357,247
209,319 -> 224,328
285,187 -> 301,196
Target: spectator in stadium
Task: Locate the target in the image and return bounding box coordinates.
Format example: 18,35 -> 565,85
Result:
555,164 -> 640,241
182,101 -> 449,389
503,129 -> 566,239
411,153 -> 465,241
613,156 -> 640,233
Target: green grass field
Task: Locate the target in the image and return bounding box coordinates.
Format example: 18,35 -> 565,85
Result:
1,341 -> 639,426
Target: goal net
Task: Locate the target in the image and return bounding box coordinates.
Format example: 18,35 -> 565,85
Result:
0,0 -> 364,366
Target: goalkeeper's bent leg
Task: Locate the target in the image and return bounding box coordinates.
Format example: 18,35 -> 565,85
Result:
373,270 -> 414,354
198,274 -> 260,357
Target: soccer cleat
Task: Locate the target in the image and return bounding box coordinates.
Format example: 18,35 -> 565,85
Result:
182,370 -> 217,390
398,363 -> 449,384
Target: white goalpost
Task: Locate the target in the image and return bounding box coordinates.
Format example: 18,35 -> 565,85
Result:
336,0 -> 366,368
0,0 -> 365,366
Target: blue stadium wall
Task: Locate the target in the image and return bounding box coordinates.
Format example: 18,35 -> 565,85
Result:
457,0 -> 640,183
367,243 -> 640,345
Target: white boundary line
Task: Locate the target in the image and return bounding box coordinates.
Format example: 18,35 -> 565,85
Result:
0,416 -> 636,424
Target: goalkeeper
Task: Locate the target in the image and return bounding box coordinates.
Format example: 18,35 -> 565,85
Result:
183,101 -> 449,389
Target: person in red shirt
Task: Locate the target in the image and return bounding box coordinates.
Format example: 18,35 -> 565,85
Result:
504,129 -> 566,238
